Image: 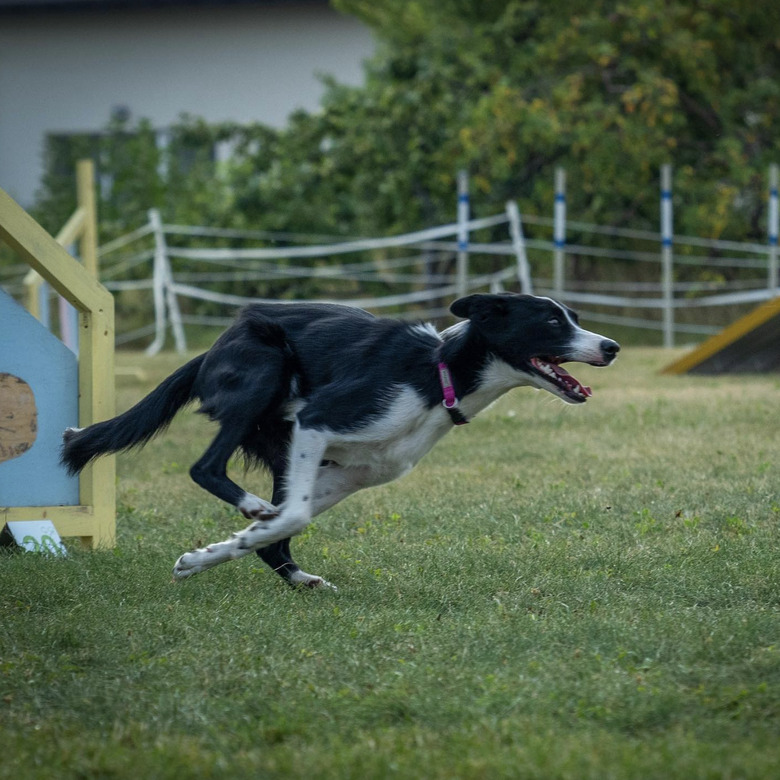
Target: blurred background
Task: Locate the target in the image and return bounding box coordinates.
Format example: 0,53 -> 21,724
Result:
1,0 -> 779,349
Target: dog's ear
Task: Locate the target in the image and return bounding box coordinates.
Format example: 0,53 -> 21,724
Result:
450,294 -> 509,323
449,295 -> 475,319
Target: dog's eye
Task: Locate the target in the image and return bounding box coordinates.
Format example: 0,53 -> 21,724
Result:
547,317 -> 561,327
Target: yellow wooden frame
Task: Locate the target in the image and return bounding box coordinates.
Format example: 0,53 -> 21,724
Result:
662,295 -> 780,375
24,161 -> 98,319
0,172 -> 115,548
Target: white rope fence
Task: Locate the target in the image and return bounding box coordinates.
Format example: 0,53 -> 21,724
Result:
85,165 -> 780,352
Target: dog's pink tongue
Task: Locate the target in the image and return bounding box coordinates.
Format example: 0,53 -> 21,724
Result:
551,363 -> 592,397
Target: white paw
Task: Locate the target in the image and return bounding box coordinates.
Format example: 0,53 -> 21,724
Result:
238,493 -> 279,520
288,570 -> 337,590
172,539 -> 243,580
172,551 -> 206,580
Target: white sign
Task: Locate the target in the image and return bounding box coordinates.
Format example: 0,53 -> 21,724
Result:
1,520 -> 67,555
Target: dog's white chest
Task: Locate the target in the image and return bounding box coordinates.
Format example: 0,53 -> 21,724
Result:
323,387 -> 451,485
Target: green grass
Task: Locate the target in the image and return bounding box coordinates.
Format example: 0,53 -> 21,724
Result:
2,348 -> 780,779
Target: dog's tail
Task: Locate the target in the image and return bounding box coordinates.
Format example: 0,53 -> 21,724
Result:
61,354 -> 205,475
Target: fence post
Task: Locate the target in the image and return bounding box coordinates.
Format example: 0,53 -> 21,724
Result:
660,164 -> 674,348
769,163 -> 779,293
145,209 -> 169,356
553,167 -> 566,299
58,294 -> 79,355
38,281 -> 51,328
506,200 -> 534,294
145,209 -> 187,355
164,254 -> 187,355
456,169 -> 470,300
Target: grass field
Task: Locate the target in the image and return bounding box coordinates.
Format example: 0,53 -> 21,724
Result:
2,347 -> 779,779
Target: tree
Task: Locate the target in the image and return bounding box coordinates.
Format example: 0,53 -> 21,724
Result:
295,0 -> 780,241
31,0 -> 780,244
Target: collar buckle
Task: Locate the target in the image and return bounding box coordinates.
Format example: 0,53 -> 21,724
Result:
437,361 -> 469,425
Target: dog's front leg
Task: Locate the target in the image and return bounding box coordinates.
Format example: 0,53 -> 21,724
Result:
237,425 -> 327,549
173,425 -> 328,580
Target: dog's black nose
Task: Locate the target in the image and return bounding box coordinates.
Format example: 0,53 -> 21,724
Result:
601,340 -> 620,361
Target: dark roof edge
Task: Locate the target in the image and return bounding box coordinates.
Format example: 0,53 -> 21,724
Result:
0,0 -> 325,14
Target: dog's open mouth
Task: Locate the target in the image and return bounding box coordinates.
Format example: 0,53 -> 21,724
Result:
529,357 -> 592,403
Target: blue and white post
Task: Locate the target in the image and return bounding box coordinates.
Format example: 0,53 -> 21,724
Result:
769,163 -> 779,293
456,169 -> 470,300
59,240 -> 80,355
553,167 -> 566,299
660,164 -> 674,348
38,281 -> 51,330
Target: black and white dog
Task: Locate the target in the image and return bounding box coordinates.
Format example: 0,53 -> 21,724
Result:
62,293 -> 619,587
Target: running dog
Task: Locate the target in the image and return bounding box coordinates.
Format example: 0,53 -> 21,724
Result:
62,293 -> 620,587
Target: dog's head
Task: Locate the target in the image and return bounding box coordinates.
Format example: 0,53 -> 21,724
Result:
450,293 -> 620,404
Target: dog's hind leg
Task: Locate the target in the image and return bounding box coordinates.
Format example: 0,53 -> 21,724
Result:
189,424 -> 277,519
272,463 -> 371,589
256,468 -> 339,589
257,537 -> 336,589
257,463 -> 356,589
255,474 -> 317,586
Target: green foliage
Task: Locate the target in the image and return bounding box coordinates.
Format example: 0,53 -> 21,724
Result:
332,0 -> 780,239
32,116 -> 255,242
34,132 -> 100,237
2,348 -> 780,777
31,0 -> 780,246
99,118 -> 165,232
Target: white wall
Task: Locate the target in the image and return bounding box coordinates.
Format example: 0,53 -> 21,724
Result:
0,2 -> 374,206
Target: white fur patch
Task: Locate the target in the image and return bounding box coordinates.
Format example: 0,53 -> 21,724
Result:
567,327 -> 610,364
411,322 -> 441,341
320,386 -> 451,484
459,358 -> 534,418
441,319 -> 469,339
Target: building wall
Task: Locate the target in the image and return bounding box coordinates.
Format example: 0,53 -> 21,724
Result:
0,2 -> 374,206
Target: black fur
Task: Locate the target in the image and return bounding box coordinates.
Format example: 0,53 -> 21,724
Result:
62,355 -> 204,474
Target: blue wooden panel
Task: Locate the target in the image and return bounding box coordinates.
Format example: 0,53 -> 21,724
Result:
0,290 -> 80,506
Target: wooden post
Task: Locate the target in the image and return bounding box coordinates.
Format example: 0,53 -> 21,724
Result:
24,205 -> 85,319
77,159 -> 98,278
23,158 -> 96,322
0,186 -> 115,548
76,289 -> 116,548
660,164 -> 674,348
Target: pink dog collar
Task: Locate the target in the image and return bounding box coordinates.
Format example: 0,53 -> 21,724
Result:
437,362 -> 469,425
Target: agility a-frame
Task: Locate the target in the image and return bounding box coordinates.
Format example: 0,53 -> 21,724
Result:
0,185 -> 115,548
663,295 -> 780,375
